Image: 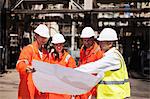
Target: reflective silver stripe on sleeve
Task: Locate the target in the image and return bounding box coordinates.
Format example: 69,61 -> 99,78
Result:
16,59 -> 29,65
65,54 -> 71,63
99,79 -> 129,85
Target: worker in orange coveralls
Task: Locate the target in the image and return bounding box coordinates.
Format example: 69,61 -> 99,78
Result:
77,27 -> 103,99
49,33 -> 77,99
16,24 -> 50,99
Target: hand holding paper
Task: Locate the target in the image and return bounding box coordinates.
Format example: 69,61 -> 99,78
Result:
32,60 -> 103,95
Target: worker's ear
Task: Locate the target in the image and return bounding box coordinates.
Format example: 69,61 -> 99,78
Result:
108,42 -> 113,48
34,33 -> 39,40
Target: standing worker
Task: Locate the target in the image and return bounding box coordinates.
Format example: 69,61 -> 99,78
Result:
16,24 -> 50,99
76,28 -> 130,99
78,27 -> 103,99
49,33 -> 77,99
79,27 -> 103,65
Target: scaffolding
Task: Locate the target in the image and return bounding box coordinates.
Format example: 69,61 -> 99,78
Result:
0,0 -> 150,75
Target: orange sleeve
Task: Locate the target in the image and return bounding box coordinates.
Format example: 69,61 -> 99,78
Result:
16,46 -> 33,74
79,48 -> 83,65
67,56 -> 77,68
96,49 -> 104,60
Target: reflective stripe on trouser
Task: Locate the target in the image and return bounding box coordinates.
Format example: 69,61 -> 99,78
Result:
99,79 -> 129,85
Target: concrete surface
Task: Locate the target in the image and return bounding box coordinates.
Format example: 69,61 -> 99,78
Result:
0,69 -> 150,99
0,69 -> 19,99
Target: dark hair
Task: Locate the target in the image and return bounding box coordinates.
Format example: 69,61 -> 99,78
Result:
51,48 -> 67,60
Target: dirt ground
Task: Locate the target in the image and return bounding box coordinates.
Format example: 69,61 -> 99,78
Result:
0,69 -> 149,99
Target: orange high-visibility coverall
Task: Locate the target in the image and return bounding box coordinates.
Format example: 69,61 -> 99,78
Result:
78,42 -> 103,99
16,42 -> 49,99
79,42 -> 103,65
49,50 -> 76,99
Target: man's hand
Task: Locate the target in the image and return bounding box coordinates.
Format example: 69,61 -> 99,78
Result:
26,66 -> 36,73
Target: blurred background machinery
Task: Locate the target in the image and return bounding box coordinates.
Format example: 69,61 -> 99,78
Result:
0,0 -> 150,76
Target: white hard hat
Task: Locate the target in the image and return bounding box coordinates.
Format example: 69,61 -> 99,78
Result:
34,24 -> 50,38
51,33 -> 66,44
80,27 -> 95,38
97,28 -> 118,41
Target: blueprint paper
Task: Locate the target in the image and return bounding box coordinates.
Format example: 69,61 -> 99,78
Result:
32,60 -> 102,95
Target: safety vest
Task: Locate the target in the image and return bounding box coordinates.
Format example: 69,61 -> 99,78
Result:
97,50 -> 130,99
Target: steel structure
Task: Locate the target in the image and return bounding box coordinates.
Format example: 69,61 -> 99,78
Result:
0,0 -> 150,76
